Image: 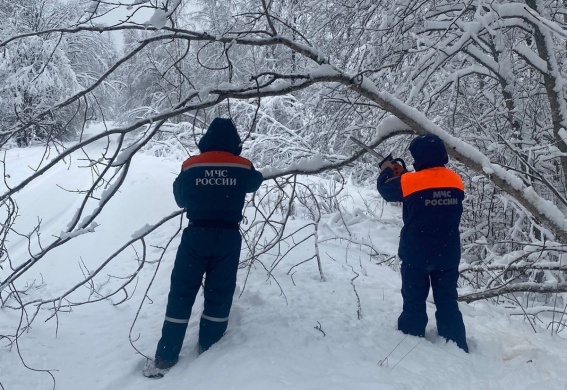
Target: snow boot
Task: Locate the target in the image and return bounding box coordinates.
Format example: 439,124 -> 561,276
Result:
143,358 -> 177,379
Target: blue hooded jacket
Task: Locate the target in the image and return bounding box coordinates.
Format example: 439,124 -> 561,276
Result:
173,118 -> 263,222
377,134 -> 464,269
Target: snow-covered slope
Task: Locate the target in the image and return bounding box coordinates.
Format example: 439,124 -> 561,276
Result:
1,132 -> 567,390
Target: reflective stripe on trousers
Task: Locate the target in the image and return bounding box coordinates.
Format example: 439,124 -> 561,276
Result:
164,314 -> 228,324
201,313 -> 229,323
165,316 -> 189,324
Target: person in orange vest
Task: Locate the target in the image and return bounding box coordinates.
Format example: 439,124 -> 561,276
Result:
377,134 -> 468,352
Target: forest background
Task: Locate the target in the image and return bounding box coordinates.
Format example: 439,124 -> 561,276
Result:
2,0 -> 567,388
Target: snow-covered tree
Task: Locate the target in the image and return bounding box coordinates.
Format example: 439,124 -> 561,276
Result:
3,2 -> 567,382
0,0 -> 119,146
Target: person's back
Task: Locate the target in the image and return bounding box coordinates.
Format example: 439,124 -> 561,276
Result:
397,169 -> 464,271
145,118 -> 263,378
173,118 -> 263,222
377,134 -> 468,353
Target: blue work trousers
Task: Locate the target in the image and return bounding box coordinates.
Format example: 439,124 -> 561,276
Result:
397,262 -> 469,352
155,225 -> 241,364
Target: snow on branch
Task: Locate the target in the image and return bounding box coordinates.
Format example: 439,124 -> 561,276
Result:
459,282 -> 567,303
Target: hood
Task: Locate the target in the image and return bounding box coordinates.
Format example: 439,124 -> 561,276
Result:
198,118 -> 242,155
408,134 -> 449,171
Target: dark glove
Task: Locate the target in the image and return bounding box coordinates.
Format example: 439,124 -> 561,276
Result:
380,155 -> 407,177
379,154 -> 394,170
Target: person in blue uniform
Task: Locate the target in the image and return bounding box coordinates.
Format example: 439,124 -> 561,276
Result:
148,118 -> 263,375
377,134 -> 468,352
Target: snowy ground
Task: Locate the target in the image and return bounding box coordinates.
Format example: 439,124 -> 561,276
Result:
1,126 -> 567,390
